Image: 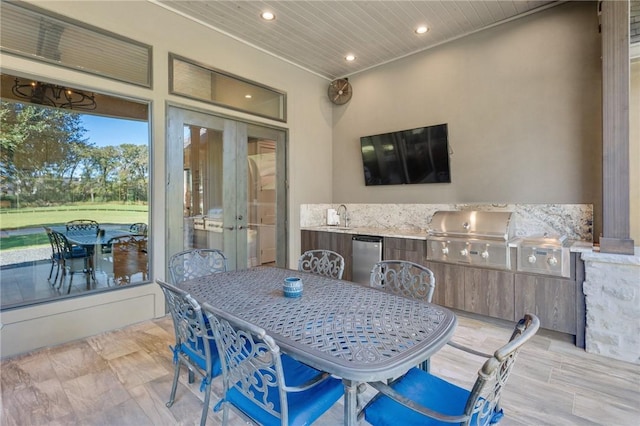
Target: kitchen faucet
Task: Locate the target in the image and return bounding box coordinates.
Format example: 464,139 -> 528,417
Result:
337,204 -> 349,227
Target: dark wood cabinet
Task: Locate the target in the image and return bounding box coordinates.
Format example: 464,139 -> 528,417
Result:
424,261 -> 465,309
383,237 -> 425,264
514,273 -> 577,334
426,261 -> 514,320
465,268 -> 515,321
300,230 -> 353,280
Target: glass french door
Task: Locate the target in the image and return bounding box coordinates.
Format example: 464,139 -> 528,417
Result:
167,106 -> 287,271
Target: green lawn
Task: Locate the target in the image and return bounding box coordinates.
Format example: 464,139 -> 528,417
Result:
1,204 -> 148,229
0,203 -> 148,251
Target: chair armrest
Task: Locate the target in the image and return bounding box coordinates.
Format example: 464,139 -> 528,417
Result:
446,341 -> 492,358
283,371 -> 333,393
364,380 -> 470,424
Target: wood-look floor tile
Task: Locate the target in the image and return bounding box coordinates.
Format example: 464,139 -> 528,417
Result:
550,361 -> 639,407
573,389 -> 640,425
2,312 -> 639,425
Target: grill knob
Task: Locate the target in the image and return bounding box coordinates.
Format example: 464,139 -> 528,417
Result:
481,251 -> 489,259
548,257 -> 558,266
441,247 -> 449,255
528,254 -> 537,264
460,248 -> 468,256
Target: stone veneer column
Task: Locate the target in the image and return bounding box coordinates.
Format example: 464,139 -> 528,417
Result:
582,249 -> 640,364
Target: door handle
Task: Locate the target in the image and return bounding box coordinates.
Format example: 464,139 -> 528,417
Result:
224,226 -> 235,230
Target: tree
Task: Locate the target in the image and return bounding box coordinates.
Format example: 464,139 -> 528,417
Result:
119,144 -> 149,202
0,101 -> 91,204
89,145 -> 119,202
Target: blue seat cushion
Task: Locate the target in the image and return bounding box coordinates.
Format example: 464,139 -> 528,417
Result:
227,353 -> 343,426
364,367 -> 503,426
180,334 -> 221,377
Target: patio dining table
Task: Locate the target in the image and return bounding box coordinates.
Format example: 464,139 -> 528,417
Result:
177,266 -> 457,425
50,226 -> 134,286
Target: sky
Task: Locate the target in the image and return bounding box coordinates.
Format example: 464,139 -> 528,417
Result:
80,114 -> 149,147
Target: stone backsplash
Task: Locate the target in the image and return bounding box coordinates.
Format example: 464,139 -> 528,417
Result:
301,203 -> 593,242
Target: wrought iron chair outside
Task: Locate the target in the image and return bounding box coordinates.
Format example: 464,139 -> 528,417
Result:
370,260 -> 436,303
110,235 -> 148,285
45,226 -> 63,285
203,302 -> 344,426
52,230 -> 91,294
129,222 -> 148,236
156,280 -> 221,426
361,314 -> 540,426
298,249 -> 345,280
65,219 -> 99,232
169,248 -> 228,285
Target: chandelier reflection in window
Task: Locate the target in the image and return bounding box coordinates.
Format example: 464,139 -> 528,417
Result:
11,78 -> 97,110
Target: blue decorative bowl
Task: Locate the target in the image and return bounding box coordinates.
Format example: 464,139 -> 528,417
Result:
283,277 -> 303,298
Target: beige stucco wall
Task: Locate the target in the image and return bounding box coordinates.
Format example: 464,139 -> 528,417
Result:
332,2 -> 604,237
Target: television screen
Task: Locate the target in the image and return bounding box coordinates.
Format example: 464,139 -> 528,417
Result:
360,123 -> 451,186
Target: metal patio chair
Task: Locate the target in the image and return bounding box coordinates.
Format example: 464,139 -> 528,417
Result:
65,219 -> 99,232
52,230 -> 92,294
370,260 -> 436,371
168,248 -> 228,285
156,280 -> 221,426
361,314 -> 540,426
44,226 -> 63,286
110,235 -> 148,285
298,249 -> 345,280
370,260 -> 436,302
129,222 -> 148,236
203,302 -> 344,426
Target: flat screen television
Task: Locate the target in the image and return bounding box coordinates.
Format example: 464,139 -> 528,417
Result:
360,123 -> 451,186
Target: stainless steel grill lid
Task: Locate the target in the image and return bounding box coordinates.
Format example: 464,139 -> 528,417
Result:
428,210 -> 515,241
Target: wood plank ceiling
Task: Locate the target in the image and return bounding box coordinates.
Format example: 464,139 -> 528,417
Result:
153,0 -> 559,80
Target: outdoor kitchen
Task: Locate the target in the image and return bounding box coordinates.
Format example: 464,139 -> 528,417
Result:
299,202 -> 619,352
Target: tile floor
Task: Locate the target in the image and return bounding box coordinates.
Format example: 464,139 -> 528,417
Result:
1,312 -> 639,425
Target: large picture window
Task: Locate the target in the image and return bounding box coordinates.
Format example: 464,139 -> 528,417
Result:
0,73 -> 150,309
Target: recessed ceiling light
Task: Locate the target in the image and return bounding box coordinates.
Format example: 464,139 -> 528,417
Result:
245,94 -> 252,99
261,11 -> 275,21
415,25 -> 429,34
345,54 -> 356,62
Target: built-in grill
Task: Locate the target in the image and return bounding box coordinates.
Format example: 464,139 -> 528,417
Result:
426,210 -> 515,270
516,234 -> 571,278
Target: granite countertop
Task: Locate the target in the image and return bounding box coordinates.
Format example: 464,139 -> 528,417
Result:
303,226 -> 594,250
301,226 -> 428,240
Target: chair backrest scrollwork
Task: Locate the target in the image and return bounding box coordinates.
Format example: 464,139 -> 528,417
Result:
298,249 -> 345,280
169,249 -> 228,284
370,260 -> 435,302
